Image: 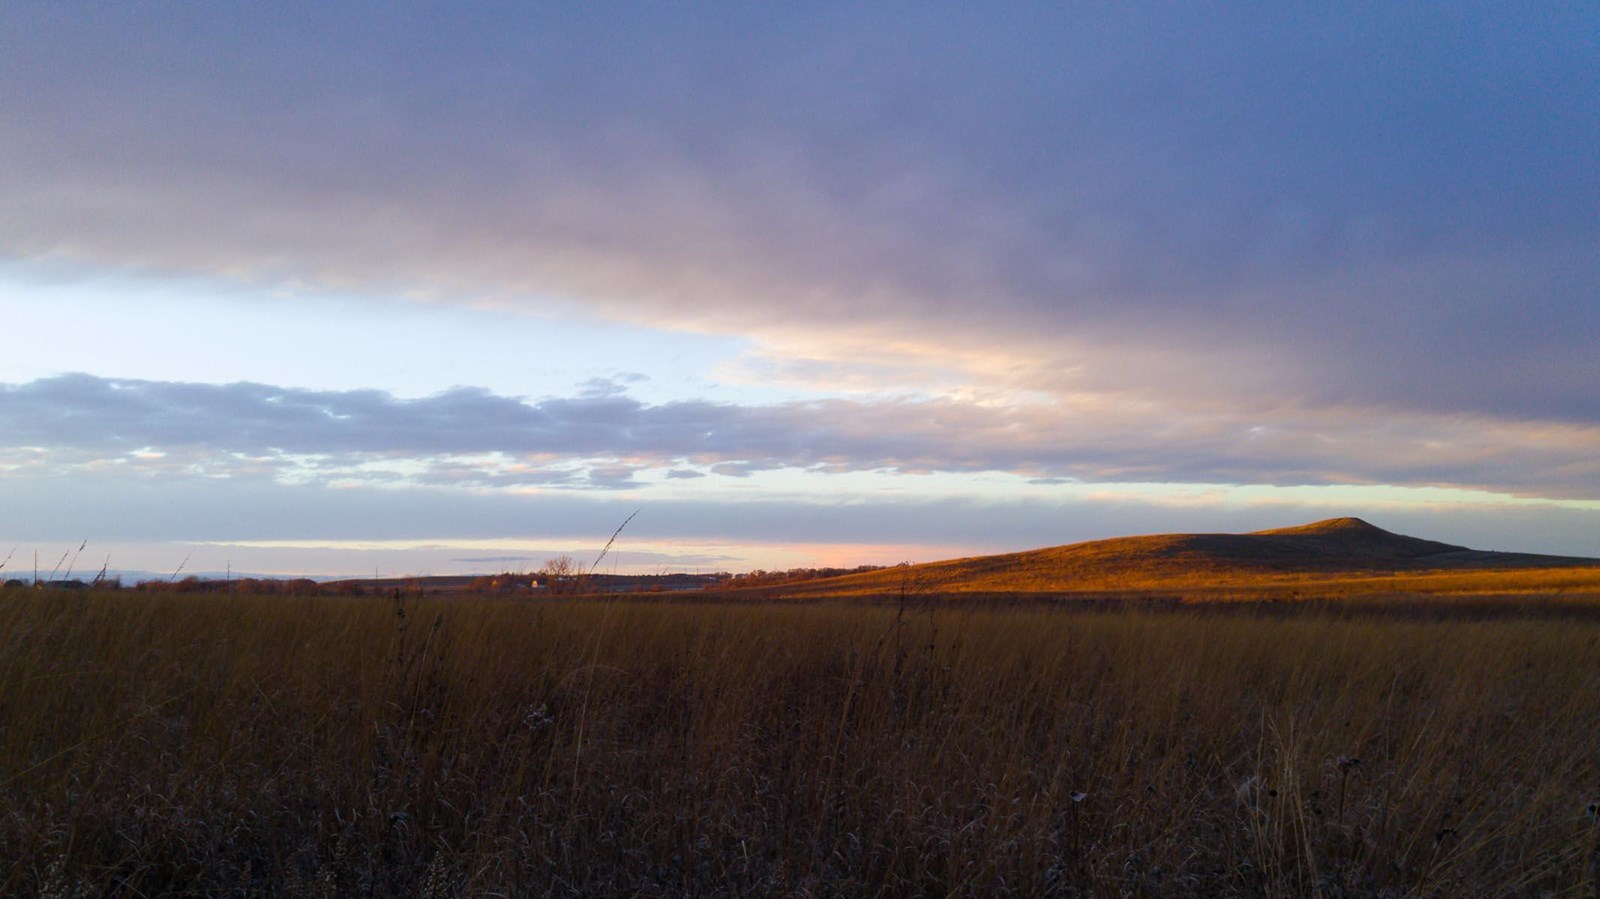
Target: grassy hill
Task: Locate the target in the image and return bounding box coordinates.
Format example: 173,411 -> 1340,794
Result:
769,517 -> 1600,598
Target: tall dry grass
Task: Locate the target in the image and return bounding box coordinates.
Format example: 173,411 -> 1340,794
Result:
777,559 -> 1600,598
2,590 -> 1598,896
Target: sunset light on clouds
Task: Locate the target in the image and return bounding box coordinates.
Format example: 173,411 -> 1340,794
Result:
1,4 -> 1596,577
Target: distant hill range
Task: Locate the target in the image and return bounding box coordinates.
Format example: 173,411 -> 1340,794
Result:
113,518 -> 1590,600
772,518 -> 1600,597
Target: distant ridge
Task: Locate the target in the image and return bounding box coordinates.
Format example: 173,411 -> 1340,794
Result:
777,517 -> 1600,595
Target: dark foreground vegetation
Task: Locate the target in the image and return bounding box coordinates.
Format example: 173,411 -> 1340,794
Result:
3,590 -> 1598,896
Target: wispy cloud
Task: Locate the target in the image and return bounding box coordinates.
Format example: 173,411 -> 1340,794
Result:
4,466 -> 1596,562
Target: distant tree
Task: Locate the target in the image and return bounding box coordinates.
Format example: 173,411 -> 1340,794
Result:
542,555 -> 583,594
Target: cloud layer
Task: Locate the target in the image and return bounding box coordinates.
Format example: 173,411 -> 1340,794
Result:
4,374 -> 1597,499
2,4 -> 1595,424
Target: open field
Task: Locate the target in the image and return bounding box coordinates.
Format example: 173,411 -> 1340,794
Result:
4,589 -> 1599,896
742,565 -> 1600,609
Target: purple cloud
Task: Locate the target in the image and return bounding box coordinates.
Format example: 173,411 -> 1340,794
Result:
1,5 -> 1593,426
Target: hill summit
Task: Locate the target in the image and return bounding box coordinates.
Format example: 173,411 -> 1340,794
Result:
1243,517 -> 1467,563
1253,516 -> 1390,536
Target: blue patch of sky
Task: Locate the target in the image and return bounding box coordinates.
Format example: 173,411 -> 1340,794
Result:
0,258 -> 809,407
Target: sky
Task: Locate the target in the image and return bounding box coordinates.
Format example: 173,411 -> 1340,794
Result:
1,4 -> 1597,579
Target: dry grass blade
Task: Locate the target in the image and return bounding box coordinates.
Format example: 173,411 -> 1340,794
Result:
588,508 -> 640,576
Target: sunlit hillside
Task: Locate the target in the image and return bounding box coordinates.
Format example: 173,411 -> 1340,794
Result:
760,518 -> 1600,598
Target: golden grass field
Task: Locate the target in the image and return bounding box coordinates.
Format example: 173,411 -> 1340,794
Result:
4,587 -> 1599,897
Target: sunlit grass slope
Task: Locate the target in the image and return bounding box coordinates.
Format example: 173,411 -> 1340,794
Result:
772,518 -> 1600,597
3,590 -> 1599,895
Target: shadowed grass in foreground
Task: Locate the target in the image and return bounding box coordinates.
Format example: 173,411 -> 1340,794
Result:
2,592 -> 1598,896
